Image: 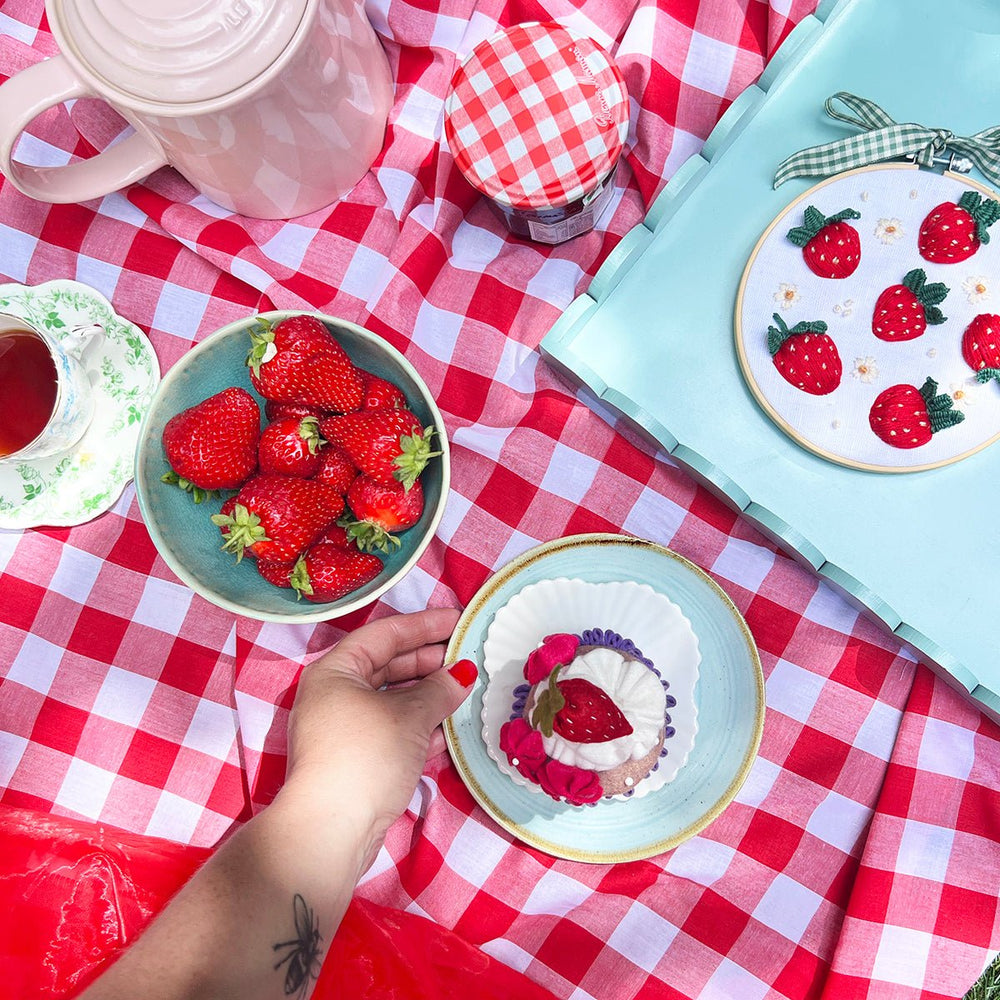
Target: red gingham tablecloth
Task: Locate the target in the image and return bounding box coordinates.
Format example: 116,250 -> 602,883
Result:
1,1 -> 999,997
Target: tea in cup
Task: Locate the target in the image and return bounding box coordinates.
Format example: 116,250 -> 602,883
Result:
0,314 -> 104,464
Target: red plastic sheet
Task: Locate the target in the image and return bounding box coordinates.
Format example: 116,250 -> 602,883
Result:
0,805 -> 555,999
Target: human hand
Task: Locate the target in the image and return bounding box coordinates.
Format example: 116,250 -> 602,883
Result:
280,608 -> 475,870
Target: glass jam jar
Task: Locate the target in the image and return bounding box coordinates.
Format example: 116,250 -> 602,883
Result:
444,22 -> 629,245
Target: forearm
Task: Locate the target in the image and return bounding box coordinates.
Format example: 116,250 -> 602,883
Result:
79,781 -> 376,1000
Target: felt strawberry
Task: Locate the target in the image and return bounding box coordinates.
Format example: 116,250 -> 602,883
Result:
786,205 -> 861,278
359,372 -> 407,410
868,377 -> 965,449
290,542 -> 383,602
961,313 -> 1000,384
767,313 -> 842,395
530,666 -> 633,744
312,444 -> 358,494
161,386 -> 260,500
258,416 -> 325,477
871,268 -> 949,341
343,475 -> 424,553
246,315 -> 364,414
211,474 -> 344,562
919,191 -> 1000,263
322,408 -> 439,490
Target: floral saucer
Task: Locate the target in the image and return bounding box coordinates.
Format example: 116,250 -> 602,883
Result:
0,280 -> 160,529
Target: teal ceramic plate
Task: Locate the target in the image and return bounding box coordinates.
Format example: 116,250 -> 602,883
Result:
444,533 -> 764,863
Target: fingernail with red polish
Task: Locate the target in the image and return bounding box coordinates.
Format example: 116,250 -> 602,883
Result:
447,658 -> 478,688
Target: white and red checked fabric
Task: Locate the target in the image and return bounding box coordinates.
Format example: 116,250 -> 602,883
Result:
1,1 -> 999,999
444,21 -> 629,208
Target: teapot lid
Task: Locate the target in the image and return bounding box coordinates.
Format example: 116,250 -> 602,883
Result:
48,0 -> 311,107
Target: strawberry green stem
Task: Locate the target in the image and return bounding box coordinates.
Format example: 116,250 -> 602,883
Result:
786,205 -> 861,247
393,426 -> 441,491
902,268 -> 949,325
289,557 -> 312,599
210,503 -> 271,562
340,517 -> 401,555
918,377 -> 966,433
975,367 -> 1000,385
958,191 -> 1000,246
530,665 -> 565,737
245,317 -> 277,379
766,313 -> 829,355
160,470 -> 221,505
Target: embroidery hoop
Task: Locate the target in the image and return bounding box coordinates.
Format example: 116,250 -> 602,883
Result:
734,163 -> 1000,473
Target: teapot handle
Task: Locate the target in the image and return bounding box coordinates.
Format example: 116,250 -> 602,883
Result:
0,55 -> 167,204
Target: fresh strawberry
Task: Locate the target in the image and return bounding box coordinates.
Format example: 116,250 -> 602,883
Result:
289,542 -> 383,602
322,408 -> 439,490
343,475 -> 424,553
161,386 -> 260,501
257,558 -> 295,588
869,377 -> 965,449
258,416 -> 325,477
786,205 -> 861,278
264,400 -> 326,423
962,313 -> 1000,384
360,371 -> 407,410
313,522 -> 353,548
871,268 -> 949,341
211,474 -> 344,562
767,313 -> 842,395
246,315 -> 364,413
530,666 -> 633,743
312,444 -> 358,494
919,191 -> 1000,263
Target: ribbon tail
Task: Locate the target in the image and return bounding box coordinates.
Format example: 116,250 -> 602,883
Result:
774,129 -> 916,188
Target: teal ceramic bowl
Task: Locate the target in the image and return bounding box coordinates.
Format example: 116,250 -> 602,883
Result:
134,311 -> 450,623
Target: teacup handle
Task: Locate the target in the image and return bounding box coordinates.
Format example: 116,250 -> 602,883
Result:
66,323 -> 105,361
0,55 -> 168,204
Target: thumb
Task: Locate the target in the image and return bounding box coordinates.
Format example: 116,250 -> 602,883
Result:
405,657 -> 478,735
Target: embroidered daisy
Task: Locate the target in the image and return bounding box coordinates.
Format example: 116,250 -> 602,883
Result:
962,275 -> 990,304
851,356 -> 878,384
773,283 -> 800,310
875,218 -> 904,244
949,378 -> 980,410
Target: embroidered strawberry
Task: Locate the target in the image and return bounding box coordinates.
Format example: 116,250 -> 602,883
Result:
961,313 -> 1000,384
289,542 -> 383,602
868,377 -> 965,449
258,416 -> 325,477
161,386 -> 260,500
786,205 -> 861,278
359,371 -> 407,410
871,268 -> 949,341
530,665 -> 633,744
246,315 -> 364,413
918,191 -> 1000,263
767,313 -> 842,395
321,408 -> 439,490
343,474 -> 424,553
312,445 -> 358,494
211,474 -> 344,562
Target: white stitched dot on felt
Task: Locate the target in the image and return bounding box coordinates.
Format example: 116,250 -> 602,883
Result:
624,777 -> 634,787
511,757 -> 520,766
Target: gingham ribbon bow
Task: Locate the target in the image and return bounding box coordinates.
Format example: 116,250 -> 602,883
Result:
773,92 -> 1000,188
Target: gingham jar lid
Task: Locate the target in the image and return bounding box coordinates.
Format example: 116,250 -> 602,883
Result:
444,22 -> 629,210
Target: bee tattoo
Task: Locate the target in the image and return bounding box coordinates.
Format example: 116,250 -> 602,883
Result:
273,893 -> 323,999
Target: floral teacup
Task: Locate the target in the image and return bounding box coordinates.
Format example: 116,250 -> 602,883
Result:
0,313 -> 104,464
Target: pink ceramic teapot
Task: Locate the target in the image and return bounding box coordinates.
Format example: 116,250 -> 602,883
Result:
0,0 -> 394,218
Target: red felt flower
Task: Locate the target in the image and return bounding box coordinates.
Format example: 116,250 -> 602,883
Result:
537,758 -> 604,806
499,718 -> 546,779
524,633 -> 579,684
